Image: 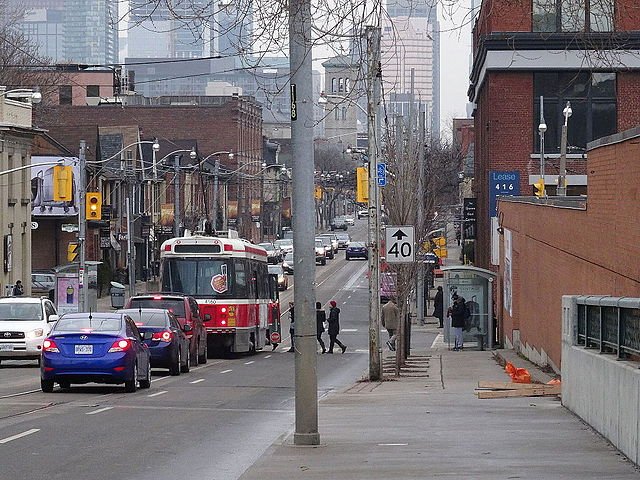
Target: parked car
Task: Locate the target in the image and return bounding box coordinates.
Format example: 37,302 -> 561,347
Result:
357,209 -> 369,219
118,308 -> 191,375
32,270 -> 55,300
344,215 -> 355,226
40,312 -> 151,392
274,238 -> 294,254
0,297 -> 59,365
335,232 -> 351,248
316,236 -> 334,259
330,216 -> 348,231
259,242 -> 283,264
319,233 -> 339,253
268,264 -> 289,290
282,252 -> 295,274
315,239 -> 327,265
345,241 -> 368,260
125,293 -> 207,366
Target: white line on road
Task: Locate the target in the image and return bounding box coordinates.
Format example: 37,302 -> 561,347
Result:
190,379 -> 205,384
0,429 -> 40,444
147,390 -> 168,398
354,349 -> 368,353
86,407 -> 113,415
378,443 -> 409,446
264,355 -> 272,359
150,375 -> 170,384
0,389 -> 41,399
220,369 -> 232,374
341,328 -> 358,332
244,361 -> 254,365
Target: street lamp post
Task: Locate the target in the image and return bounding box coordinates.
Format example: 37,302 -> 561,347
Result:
558,101 -> 572,196
538,96 -> 547,197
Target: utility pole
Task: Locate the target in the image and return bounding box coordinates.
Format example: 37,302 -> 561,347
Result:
558,101 -> 572,196
290,0 -> 319,446
212,157 -> 220,231
174,155 -> 181,237
417,100 -> 426,326
78,140 -> 87,312
366,25 -> 382,381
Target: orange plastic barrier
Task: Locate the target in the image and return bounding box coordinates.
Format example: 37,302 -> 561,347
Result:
511,368 -> 532,384
504,362 -> 516,376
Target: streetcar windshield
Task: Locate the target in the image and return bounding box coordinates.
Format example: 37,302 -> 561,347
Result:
161,258 -> 234,298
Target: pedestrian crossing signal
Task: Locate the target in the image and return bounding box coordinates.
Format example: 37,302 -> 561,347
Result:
86,192 -> 102,220
533,179 -> 545,198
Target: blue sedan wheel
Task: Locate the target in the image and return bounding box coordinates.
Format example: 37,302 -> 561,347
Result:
124,363 -> 138,393
139,362 -> 151,389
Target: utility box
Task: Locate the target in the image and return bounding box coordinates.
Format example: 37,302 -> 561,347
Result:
110,281 -> 126,309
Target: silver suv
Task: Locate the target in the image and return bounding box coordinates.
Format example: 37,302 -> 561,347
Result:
0,297 -> 59,365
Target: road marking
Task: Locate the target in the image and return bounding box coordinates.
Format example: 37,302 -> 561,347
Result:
378,443 -> 409,446
244,361 -> 254,365
0,428 -> 40,444
150,375 -> 170,384
147,390 -> 168,398
341,328 -> 357,332
190,379 -> 205,384
264,355 -> 272,359
220,369 -> 232,374
354,349 -> 368,353
0,389 -> 41,399
431,333 -> 445,349
343,263 -> 368,290
86,407 -> 113,415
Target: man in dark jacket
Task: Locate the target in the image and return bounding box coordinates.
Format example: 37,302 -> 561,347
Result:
451,296 -> 467,351
433,286 -> 444,328
316,302 -> 327,354
288,302 -> 295,352
327,300 -> 347,354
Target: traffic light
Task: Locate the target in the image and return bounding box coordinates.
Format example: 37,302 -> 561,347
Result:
356,167 -> 368,203
67,242 -> 79,262
53,166 -> 73,202
533,179 -> 545,198
86,192 -> 102,220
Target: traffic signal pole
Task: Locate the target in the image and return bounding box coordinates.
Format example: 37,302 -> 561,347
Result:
78,140 -> 88,312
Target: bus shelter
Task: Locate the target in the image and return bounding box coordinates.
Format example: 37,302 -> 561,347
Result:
441,266 -> 496,350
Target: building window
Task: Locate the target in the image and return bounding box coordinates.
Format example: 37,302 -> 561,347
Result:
533,0 -> 613,32
338,78 -> 344,92
334,108 -> 339,120
86,85 -> 100,97
331,78 -> 337,93
345,78 -> 350,92
533,71 -> 616,153
341,106 -> 347,120
59,85 -> 72,105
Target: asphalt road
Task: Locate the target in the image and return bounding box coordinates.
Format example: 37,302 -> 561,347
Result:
0,222 -> 375,480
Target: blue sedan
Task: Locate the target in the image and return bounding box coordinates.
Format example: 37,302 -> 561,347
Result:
345,241 -> 368,260
118,308 -> 191,375
40,312 -> 151,393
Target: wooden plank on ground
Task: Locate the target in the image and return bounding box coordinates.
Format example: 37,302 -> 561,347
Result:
476,385 -> 561,399
477,381 -> 545,390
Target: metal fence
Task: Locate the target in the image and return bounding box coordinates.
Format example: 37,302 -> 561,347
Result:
575,296 -> 640,359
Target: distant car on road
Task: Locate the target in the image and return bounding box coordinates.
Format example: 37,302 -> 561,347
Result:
40,312 -> 151,392
357,209 -> 369,219
268,264 -> 289,290
318,233 -> 339,253
335,232 -> 351,248
118,308 -> 191,375
259,242 -> 283,264
315,239 -> 327,265
274,238 -> 294,254
316,236 -> 335,259
345,241 -> 368,260
330,216 -> 348,231
32,270 -> 55,300
344,215 -> 355,226
282,252 -> 295,274
0,296 -> 59,365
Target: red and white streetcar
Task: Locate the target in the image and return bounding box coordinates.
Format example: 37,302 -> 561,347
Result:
159,234 -> 282,356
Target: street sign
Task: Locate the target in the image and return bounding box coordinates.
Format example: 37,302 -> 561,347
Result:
377,162 -> 386,187
31,222 -> 38,230
61,223 -> 79,233
385,225 -> 415,264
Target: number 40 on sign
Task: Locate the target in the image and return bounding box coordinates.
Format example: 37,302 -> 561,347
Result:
384,226 -> 415,264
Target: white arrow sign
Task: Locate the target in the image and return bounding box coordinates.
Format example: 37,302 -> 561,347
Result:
385,225 -> 415,264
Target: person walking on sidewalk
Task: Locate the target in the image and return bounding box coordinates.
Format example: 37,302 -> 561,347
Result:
327,300 -> 347,354
451,296 -> 467,351
433,286 -> 444,328
288,301 -> 295,352
382,297 -> 400,351
316,302 -> 327,354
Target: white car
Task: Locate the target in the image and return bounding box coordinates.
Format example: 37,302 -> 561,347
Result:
344,216 -> 355,226
274,238 -> 294,254
0,296 -> 59,365
357,209 -> 369,219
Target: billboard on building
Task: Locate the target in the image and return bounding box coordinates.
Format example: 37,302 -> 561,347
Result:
31,156 -> 80,217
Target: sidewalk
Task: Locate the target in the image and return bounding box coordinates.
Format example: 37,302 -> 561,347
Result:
239,327 -> 640,479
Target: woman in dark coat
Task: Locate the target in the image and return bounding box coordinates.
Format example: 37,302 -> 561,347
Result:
327,300 -> 347,354
316,302 -> 327,354
433,286 -> 444,328
450,296 -> 467,351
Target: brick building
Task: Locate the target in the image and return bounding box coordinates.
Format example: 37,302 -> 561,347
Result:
469,0 -> 640,269
496,126 -> 640,371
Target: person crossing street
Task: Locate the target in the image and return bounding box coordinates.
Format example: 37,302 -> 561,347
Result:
327,300 -> 347,354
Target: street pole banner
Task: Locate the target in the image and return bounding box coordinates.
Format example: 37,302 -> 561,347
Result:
385,225 -> 415,263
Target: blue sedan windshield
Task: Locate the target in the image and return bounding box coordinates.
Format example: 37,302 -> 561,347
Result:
54,317 -> 122,332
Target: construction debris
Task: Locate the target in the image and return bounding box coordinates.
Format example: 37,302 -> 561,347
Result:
475,380 -> 561,399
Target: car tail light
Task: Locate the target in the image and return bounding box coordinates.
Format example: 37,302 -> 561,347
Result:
42,339 -> 59,353
108,339 -> 131,352
153,295 -> 163,300
151,330 -> 173,342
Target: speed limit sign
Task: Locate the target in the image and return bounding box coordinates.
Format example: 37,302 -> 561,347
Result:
385,226 -> 415,263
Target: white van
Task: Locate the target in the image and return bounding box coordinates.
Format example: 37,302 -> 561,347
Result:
0,297 -> 59,365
